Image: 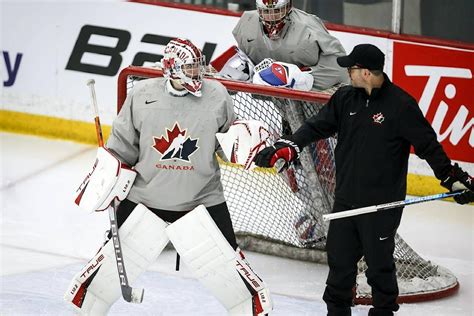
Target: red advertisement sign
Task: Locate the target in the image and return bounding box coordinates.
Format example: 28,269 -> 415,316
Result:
392,41 -> 473,162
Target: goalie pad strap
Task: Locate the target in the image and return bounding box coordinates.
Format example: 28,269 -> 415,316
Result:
65,204 -> 169,314
166,205 -> 272,315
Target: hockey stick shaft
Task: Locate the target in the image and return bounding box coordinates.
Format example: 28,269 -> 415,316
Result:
108,200 -> 144,303
322,190 -> 467,222
86,79 -> 144,303
86,79 -> 104,147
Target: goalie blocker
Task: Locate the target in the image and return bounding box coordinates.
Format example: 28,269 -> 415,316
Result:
210,45 -> 255,82
65,203 -> 272,315
74,147 -> 137,213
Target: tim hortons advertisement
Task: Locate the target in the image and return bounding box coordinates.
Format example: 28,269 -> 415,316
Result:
392,42 -> 473,162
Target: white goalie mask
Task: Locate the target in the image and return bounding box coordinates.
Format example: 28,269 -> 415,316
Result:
161,38 -> 206,97
256,0 -> 292,39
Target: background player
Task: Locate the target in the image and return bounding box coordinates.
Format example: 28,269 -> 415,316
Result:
228,0 -> 352,244
233,0 -> 349,91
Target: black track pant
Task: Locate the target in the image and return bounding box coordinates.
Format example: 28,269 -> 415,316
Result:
113,199 -> 238,250
323,201 -> 402,316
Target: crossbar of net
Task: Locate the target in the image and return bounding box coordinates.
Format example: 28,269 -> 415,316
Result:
122,69 -> 458,303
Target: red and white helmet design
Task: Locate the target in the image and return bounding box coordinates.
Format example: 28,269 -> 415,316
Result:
256,0 -> 292,39
161,38 -> 206,97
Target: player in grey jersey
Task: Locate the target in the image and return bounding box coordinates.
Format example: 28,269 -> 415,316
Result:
233,0 -> 349,91
232,1 -> 350,245
65,38 -> 272,315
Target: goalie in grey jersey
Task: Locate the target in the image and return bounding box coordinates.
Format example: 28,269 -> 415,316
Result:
229,0 -> 349,91
65,38 -> 272,315
214,0 -> 350,245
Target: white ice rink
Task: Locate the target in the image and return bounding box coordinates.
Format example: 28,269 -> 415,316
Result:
1,132 -> 473,315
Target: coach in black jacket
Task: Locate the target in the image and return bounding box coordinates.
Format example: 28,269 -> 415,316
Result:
254,44 -> 473,316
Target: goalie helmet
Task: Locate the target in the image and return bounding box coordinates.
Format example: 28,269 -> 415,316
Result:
161,38 -> 206,97
256,0 -> 292,39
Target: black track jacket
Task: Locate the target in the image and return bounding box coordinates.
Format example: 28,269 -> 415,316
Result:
289,74 -> 452,207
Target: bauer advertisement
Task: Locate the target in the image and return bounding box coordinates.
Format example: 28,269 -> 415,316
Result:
1,1 -> 473,164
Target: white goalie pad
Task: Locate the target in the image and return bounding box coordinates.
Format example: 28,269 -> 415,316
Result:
253,58 -> 314,91
210,45 -> 255,82
65,204 -> 169,315
216,120 -> 270,170
74,147 -> 137,213
166,205 -> 272,315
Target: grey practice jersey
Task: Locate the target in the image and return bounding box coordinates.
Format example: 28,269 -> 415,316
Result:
107,78 -> 235,211
233,8 -> 350,90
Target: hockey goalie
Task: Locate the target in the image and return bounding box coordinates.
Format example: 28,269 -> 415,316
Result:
65,38 -> 272,315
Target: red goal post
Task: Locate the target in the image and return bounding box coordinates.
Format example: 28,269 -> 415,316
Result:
117,66 -> 331,108
117,65 -> 459,304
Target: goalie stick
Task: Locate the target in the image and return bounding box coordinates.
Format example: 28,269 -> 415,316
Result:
86,79 -> 144,304
322,190 -> 467,221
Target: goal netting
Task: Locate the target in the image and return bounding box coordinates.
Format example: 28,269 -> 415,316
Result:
117,66 -> 458,304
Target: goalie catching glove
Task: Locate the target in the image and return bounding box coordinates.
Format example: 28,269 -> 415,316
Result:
253,137 -> 300,171
440,163 -> 474,204
253,59 -> 314,91
216,120 -> 270,170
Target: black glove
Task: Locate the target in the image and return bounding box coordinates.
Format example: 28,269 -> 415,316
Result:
440,163 -> 474,204
253,138 -> 300,169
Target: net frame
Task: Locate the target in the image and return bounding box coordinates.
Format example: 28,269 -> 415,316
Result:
117,65 -> 459,304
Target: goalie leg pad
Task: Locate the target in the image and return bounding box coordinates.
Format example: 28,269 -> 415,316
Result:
229,250 -> 272,315
166,205 -> 272,315
65,204 -> 169,315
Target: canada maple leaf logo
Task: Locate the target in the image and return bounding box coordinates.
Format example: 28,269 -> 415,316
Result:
152,122 -> 199,162
372,112 -> 385,124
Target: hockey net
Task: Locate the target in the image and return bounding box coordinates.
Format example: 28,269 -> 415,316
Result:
117,66 -> 458,304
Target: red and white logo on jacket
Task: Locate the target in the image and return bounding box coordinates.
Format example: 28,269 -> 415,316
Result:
372,112 -> 385,124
